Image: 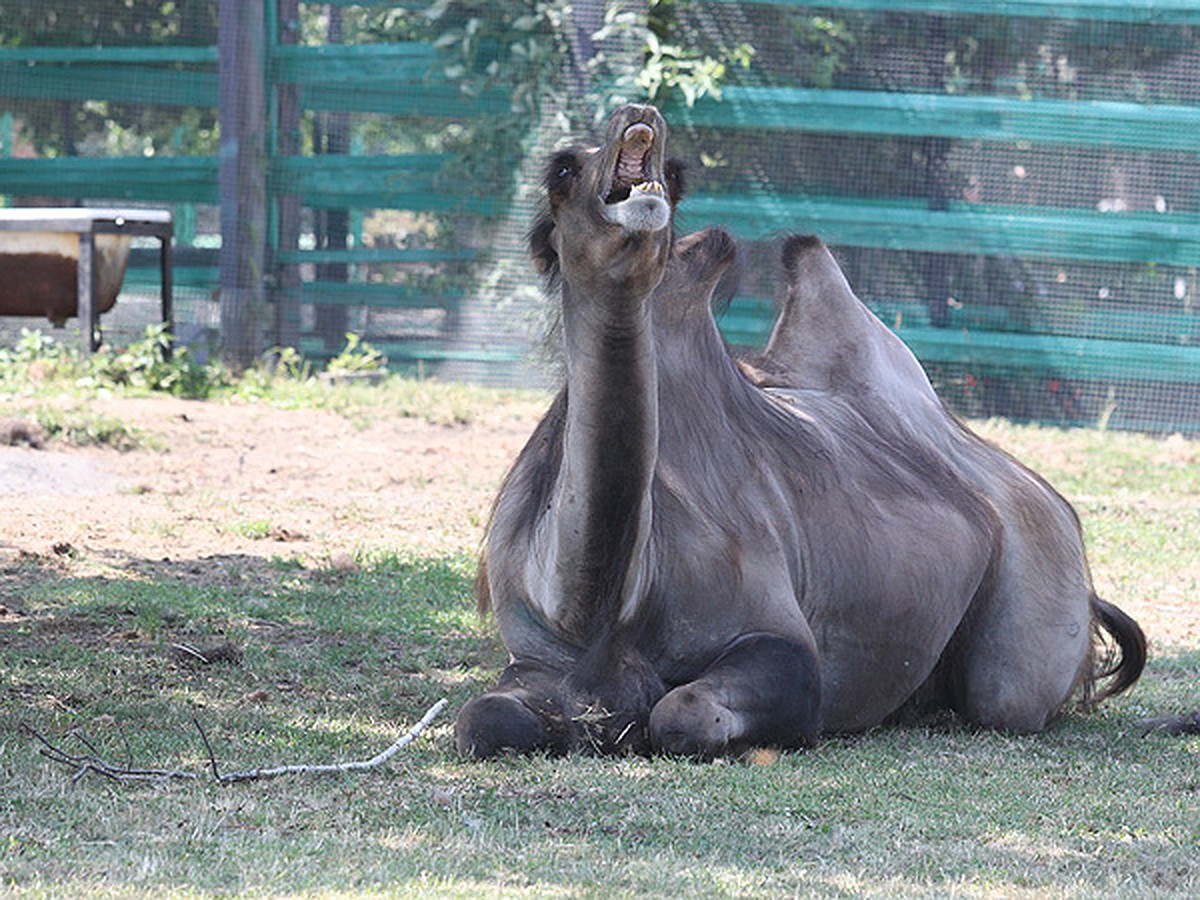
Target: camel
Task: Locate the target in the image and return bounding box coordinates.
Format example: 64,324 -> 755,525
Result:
454,103 -> 1145,759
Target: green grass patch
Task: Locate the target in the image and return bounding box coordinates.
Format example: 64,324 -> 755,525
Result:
1,390 -> 1198,897
224,519 -> 275,540
5,540 -> 1197,897
30,404 -> 156,452
0,326 -> 545,431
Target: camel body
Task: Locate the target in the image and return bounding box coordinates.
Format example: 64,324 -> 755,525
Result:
455,105 -> 1145,758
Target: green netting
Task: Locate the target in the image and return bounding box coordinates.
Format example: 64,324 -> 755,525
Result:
1,1 -> 1198,432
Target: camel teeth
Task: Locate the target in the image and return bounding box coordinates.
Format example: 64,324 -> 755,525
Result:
631,180 -> 665,197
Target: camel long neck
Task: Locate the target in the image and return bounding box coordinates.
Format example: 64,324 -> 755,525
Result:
552,281 -> 658,635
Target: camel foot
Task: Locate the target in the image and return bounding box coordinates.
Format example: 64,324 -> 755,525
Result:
454,692 -> 565,759
649,633 -> 821,759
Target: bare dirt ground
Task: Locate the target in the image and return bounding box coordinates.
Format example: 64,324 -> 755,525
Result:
1,394 -> 1193,658
0,394 -> 548,600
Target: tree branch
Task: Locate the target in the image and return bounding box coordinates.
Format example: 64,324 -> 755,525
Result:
23,723 -> 201,784
25,698 -> 448,787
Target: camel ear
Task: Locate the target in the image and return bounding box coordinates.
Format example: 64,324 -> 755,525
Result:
528,215 -> 559,277
665,158 -> 686,207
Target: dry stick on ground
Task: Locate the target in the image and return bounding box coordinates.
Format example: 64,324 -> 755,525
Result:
24,724 -> 203,786
25,698 -> 448,786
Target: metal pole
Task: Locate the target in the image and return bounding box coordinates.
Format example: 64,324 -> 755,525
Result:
76,232 -> 97,352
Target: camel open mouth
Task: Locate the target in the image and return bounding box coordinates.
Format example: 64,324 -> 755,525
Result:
600,120 -> 670,232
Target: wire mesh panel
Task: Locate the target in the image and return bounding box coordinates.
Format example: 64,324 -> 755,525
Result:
0,1 -> 571,379
0,3 -> 221,349
268,2 -> 520,377
1,1 -> 1198,428
661,1 -> 1200,433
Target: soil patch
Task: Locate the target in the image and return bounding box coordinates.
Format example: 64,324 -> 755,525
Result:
0,394 -> 547,598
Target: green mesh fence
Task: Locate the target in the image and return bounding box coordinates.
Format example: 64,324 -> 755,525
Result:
664,1 -> 1200,434
1,1 -> 1198,432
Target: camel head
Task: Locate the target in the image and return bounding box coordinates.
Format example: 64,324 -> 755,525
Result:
529,104 -> 684,302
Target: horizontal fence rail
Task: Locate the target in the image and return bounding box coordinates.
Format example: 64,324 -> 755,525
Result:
2,1 -> 1199,429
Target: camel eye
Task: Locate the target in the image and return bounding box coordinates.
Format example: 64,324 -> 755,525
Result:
546,151 -> 581,191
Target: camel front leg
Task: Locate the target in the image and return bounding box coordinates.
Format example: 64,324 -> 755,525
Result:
454,660 -> 570,759
648,632 -> 821,759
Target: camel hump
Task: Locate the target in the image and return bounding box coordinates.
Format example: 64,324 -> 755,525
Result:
780,233 -> 828,276
672,228 -> 739,283
1088,593 -> 1147,702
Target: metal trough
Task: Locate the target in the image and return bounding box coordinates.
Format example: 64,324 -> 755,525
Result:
0,208 -> 173,351
0,230 -> 131,324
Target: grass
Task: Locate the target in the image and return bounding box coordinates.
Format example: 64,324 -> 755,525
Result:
29,404 -> 156,452
1,374 -> 1198,897
0,325 -> 544,431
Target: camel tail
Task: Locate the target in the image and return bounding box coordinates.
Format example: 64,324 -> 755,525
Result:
1088,593 -> 1147,704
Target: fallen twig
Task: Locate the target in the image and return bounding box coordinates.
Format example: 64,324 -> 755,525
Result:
23,724 -> 201,785
169,642 -> 210,665
204,698 -> 448,783
25,698 -> 448,786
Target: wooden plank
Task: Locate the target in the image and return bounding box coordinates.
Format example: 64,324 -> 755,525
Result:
270,154 -> 502,213
894,325 -> 1200,383
717,305 -> 1200,384
0,157 -> 219,203
218,0 -> 267,368
715,0 -> 1200,25
125,266 -> 217,290
273,43 -> 510,118
0,47 -> 216,64
130,246 -> 218,268
0,64 -> 217,107
674,87 -> 1200,152
298,281 -> 465,309
0,44 -> 505,116
275,247 -> 480,265
301,83 -> 510,118
680,195 -> 1200,266
0,154 -> 501,212
320,0 -> 431,7
718,295 -> 1200,348
269,42 -> 438,84
862,300 -> 1200,345
299,336 -> 522,365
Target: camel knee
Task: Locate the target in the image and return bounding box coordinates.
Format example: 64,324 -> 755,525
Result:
648,634 -> 822,758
